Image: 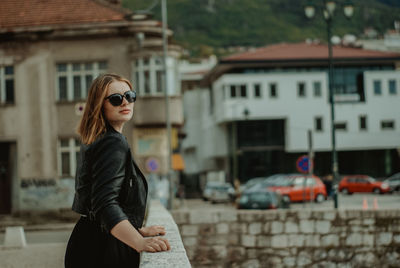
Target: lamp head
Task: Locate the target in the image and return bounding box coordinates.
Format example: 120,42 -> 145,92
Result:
304,3 -> 316,19
343,1 -> 354,18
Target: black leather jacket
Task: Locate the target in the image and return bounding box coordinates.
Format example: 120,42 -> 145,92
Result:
72,126 -> 148,232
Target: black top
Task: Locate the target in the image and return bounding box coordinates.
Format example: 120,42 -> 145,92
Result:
72,126 -> 148,232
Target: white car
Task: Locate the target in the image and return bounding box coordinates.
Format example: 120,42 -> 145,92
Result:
203,182 -> 235,203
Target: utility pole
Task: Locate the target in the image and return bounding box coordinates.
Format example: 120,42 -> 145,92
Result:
161,0 -> 173,210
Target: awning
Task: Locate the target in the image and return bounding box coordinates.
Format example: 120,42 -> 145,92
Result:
172,153 -> 185,171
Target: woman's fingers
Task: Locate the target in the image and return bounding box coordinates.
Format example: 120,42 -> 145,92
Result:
156,226 -> 166,235
144,237 -> 171,252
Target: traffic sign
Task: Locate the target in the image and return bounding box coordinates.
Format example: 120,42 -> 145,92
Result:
145,157 -> 160,173
296,155 -> 313,174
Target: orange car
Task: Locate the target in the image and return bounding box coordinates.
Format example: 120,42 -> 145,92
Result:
338,175 -> 390,194
267,174 -> 327,203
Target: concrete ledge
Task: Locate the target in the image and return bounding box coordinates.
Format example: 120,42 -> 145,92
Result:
140,200 -> 191,267
4,226 -> 26,248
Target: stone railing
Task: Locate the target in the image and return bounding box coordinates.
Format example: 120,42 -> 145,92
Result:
171,208 -> 400,267
140,200 -> 191,267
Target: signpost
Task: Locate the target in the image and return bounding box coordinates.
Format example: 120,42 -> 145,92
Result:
296,155 -> 312,174
297,153 -> 314,206
145,157 -> 160,173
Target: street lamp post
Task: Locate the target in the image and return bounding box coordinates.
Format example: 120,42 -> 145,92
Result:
161,0 -> 174,210
136,0 -> 173,209
304,0 -> 354,209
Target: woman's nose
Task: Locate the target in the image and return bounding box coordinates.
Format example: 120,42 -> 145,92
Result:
121,96 -> 129,106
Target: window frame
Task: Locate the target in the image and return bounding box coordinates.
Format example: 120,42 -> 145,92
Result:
254,83 -> 261,98
313,81 -> 322,97
334,122 -> 347,131
297,82 -> 306,97
133,56 -> 180,97
388,79 -> 397,95
359,115 -> 367,131
314,116 -> 323,132
57,138 -> 81,178
56,61 -> 107,102
0,65 -> 15,104
381,120 -> 395,130
373,80 -> 382,95
269,83 -> 278,98
228,84 -> 247,99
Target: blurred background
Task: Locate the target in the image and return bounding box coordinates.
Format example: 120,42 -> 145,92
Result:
0,0 -> 399,215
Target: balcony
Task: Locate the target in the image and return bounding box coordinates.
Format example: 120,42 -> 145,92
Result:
133,96 -> 184,126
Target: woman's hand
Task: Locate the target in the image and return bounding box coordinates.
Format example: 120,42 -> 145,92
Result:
138,236 -> 171,253
139,225 -> 166,237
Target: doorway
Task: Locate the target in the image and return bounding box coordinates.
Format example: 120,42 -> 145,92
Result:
0,142 -> 12,214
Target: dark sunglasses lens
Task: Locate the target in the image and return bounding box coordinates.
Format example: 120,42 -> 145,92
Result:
108,95 -> 123,106
125,91 -> 136,103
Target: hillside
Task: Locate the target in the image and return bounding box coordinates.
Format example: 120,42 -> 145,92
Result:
122,0 -> 400,57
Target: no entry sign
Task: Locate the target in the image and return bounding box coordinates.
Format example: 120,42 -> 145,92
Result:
296,155 -> 313,174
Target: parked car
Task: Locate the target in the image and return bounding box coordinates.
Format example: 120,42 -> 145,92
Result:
203,181 -> 235,203
237,189 -> 283,209
338,175 -> 390,194
383,172 -> 400,192
244,174 -> 289,193
239,177 -> 267,195
266,174 -> 327,203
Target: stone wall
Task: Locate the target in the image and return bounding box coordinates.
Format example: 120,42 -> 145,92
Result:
171,209 -> 400,268
140,200 -> 191,267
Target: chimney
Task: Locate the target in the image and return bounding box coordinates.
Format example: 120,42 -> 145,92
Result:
106,0 -> 121,5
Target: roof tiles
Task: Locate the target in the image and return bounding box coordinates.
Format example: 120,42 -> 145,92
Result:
0,0 -> 128,29
223,42 -> 400,61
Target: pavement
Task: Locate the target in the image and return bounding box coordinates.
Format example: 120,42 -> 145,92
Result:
0,212 -> 76,268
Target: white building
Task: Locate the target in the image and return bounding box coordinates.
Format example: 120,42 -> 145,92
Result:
182,42 -> 400,183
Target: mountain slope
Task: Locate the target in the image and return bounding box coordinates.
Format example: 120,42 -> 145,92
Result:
122,0 -> 400,56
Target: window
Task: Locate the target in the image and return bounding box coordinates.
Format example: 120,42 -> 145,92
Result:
359,115 -> 367,131
254,84 -> 261,98
56,61 -> 107,101
297,82 -> 306,97
269,83 -> 277,98
373,80 -> 381,95
229,84 -> 247,98
240,85 -> 247,97
334,122 -> 347,131
381,120 -> 395,130
58,138 -> 80,177
315,117 -> 323,132
389,80 -> 397,95
313,81 -> 322,97
0,65 -> 14,104
230,85 -> 236,97
133,57 -> 178,96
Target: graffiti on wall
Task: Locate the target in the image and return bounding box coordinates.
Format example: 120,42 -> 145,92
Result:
20,178 -> 57,188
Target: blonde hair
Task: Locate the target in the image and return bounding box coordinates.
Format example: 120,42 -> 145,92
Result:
77,73 -> 133,144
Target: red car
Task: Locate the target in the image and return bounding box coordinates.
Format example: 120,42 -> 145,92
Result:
267,175 -> 327,203
338,175 -> 390,194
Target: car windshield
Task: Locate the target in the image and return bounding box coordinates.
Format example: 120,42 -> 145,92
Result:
260,175 -> 290,187
367,177 -> 376,183
245,177 -> 266,188
249,192 -> 273,202
273,177 -> 292,186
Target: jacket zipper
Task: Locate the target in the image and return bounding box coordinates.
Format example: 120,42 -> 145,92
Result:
130,178 -> 132,187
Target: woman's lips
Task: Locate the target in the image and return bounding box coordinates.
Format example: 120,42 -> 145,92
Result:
119,109 -> 131,114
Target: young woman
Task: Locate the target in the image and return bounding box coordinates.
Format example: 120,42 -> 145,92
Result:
65,73 -> 170,268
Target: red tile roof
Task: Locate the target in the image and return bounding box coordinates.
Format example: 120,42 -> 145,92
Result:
0,0 -> 129,29
223,42 -> 400,62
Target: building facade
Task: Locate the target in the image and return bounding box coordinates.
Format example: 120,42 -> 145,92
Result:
0,0 -> 183,213
182,42 -> 400,184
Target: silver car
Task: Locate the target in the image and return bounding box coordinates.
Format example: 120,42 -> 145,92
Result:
203,181 -> 235,203
384,172 -> 400,192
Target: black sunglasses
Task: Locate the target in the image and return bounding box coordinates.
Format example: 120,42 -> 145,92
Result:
105,91 -> 137,106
